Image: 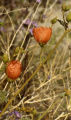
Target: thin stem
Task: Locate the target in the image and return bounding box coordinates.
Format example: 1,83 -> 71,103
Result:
0,7 -> 26,15
40,47 -> 43,64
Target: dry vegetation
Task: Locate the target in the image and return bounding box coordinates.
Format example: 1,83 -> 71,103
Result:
0,0 -> 71,120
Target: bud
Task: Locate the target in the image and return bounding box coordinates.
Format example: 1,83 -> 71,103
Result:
51,17 -> 57,24
15,47 -> 20,53
2,54 -> 9,63
62,3 -> 71,12
15,47 -> 24,53
66,12 -> 71,22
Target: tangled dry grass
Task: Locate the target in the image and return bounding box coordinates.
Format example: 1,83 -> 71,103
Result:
0,0 -> 71,120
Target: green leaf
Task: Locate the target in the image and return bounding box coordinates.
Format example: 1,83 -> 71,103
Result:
0,90 -> 7,104
62,3 -> 71,12
66,12 -> 71,22
2,53 -> 9,63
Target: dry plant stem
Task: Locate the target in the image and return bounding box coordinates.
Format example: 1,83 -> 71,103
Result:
0,35 -> 7,49
17,2 -> 41,61
55,112 -> 64,120
0,29 -> 71,118
49,0 -> 58,10
1,67 -> 71,114
11,95 -> 27,111
6,34 -> 11,60
69,48 -> 71,78
0,6 -> 15,69
25,96 -> 58,104
38,99 -> 59,120
15,81 -> 21,99
0,62 -> 3,70
2,6 -> 15,32
0,3 -> 36,70
53,98 -> 64,116
64,115 -> 69,120
11,75 -> 61,110
18,1 -> 41,86
8,3 -> 37,50
55,113 -> 71,120
43,0 -> 50,14
44,0 -> 57,15
0,74 -> 7,84
0,7 -> 26,15
59,48 -> 68,73
3,82 -> 9,91
54,50 -> 65,74
20,38 -> 31,62
43,0 -> 57,23
19,53 -> 34,84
